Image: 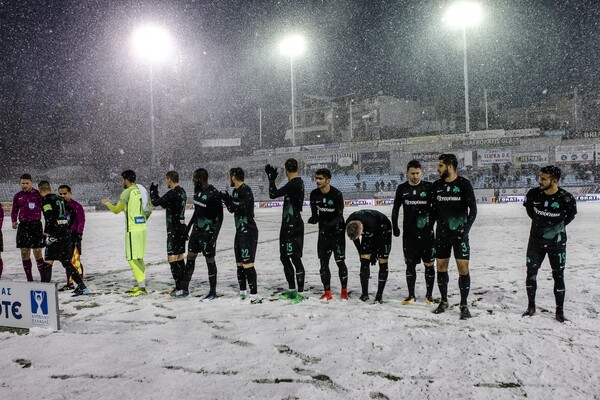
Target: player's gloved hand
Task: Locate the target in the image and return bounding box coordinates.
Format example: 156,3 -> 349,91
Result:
149,182 -> 158,195
220,190 -> 232,205
72,232 -> 83,244
207,237 -> 217,249
460,225 -> 471,240
393,226 -> 400,237
307,216 -> 318,224
370,254 -> 377,265
264,164 -> 278,181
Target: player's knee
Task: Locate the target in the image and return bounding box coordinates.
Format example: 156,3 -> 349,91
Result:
526,265 -> 539,279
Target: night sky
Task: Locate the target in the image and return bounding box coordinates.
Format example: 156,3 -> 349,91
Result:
1,0 -> 599,136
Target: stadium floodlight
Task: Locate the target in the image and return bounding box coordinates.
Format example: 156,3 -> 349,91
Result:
443,2 -> 483,133
131,24 -> 174,168
132,25 -> 174,64
279,34 -> 306,147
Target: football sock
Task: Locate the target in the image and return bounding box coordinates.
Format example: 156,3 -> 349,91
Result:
319,259 -> 331,291
525,266 -> 539,308
23,259 -> 34,282
552,267 -> 565,309
424,264 -> 435,298
458,273 -> 470,306
337,260 -> 348,288
406,263 -> 417,298
291,256 -> 305,292
437,270 -> 449,301
245,267 -> 258,295
237,266 -> 247,291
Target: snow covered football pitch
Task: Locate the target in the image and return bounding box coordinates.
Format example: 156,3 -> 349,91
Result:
0,203 -> 599,399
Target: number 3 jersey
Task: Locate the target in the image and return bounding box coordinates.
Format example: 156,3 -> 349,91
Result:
429,176 -> 477,238
523,187 -> 577,246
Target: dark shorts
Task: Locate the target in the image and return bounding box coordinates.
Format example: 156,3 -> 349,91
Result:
434,235 -> 470,260
235,232 -> 258,264
526,241 -> 566,271
188,227 -> 217,257
317,231 -> 346,261
16,220 -> 45,249
167,225 -> 187,256
402,234 -> 434,265
280,223 -> 304,257
360,228 -> 392,260
45,230 -> 72,261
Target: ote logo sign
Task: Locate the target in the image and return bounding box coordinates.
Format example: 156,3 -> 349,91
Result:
30,290 -> 50,326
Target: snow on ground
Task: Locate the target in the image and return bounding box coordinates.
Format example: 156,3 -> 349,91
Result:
0,203 -> 599,399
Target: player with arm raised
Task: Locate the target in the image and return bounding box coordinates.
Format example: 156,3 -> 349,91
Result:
149,171 -> 188,298
266,158 -> 306,304
102,170 -> 152,296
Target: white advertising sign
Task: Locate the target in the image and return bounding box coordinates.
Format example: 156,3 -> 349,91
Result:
199,138 -> 241,147
555,144 -> 595,164
477,149 -> 512,166
513,151 -> 549,165
0,282 -> 59,330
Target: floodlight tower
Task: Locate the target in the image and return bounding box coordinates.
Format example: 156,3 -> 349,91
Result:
132,24 -> 174,167
443,2 -> 483,133
279,34 -> 306,146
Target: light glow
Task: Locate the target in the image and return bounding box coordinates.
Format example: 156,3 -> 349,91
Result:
132,24 -> 174,63
279,34 -> 306,58
443,2 -> 483,28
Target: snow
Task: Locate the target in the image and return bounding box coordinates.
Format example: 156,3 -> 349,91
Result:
0,203 -> 599,399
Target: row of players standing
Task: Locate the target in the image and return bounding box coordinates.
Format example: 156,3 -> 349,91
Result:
101,152 -> 576,322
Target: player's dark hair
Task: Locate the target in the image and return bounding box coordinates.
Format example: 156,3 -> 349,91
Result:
407,160 -> 422,170
58,185 -> 72,193
439,154 -> 458,169
285,158 -> 298,173
38,180 -> 51,192
193,168 -> 208,183
540,165 -> 561,181
315,168 -> 331,180
20,173 -> 32,181
346,220 -> 362,240
166,170 -> 179,183
121,170 -> 136,183
230,167 -> 245,181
